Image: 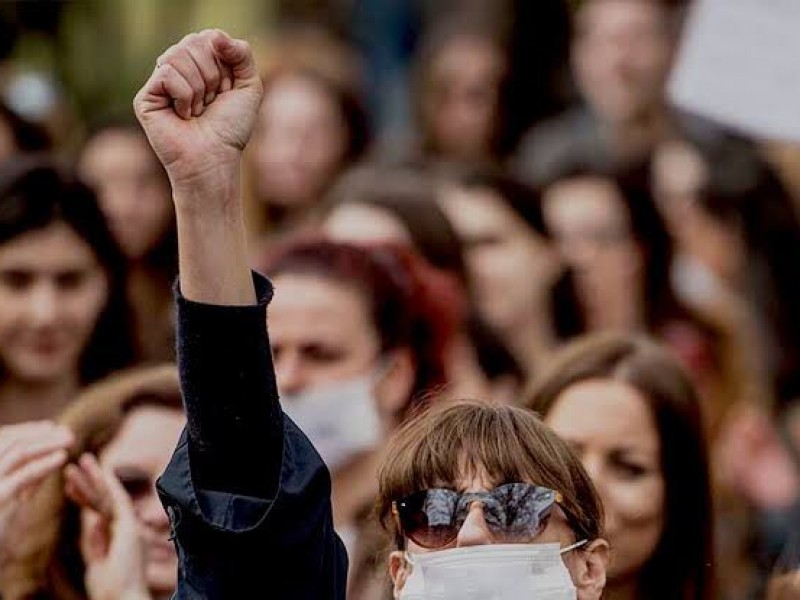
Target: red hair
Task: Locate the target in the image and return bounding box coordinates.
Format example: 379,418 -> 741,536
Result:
260,238 -> 463,410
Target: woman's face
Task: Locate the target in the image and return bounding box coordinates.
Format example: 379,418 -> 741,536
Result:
389,465 -> 607,599
545,378 -> 665,582
441,186 -> 560,334
0,223 -> 109,384
79,129 -> 173,261
544,177 -> 640,298
95,405 -> 184,595
248,74 -> 348,210
269,272 -> 381,395
422,35 -> 505,161
324,203 -> 413,247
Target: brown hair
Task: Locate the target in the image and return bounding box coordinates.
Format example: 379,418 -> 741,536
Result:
528,333 -> 713,600
4,365 -> 181,600
377,399 -> 603,550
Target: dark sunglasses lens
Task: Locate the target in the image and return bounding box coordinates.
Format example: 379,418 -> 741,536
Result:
398,489 -> 459,548
493,484 -> 557,542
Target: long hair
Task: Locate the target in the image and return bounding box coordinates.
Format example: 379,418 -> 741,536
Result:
0,158 -> 136,383
528,333 -> 714,600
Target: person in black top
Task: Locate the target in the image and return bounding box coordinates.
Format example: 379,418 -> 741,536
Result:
133,30 -> 347,599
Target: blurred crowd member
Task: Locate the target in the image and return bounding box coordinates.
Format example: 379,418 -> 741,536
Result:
257,239 -> 460,598
79,117 -> 177,363
767,571 -> 800,600
513,0 -> 707,186
652,134 -> 800,404
540,166 -> 742,433
320,165 -> 493,399
0,365 -> 182,600
0,159 -> 134,425
0,99 -> 51,163
529,333 -> 714,600
244,60 -> 370,244
716,396 -> 800,598
412,18 -> 510,165
439,168 -> 584,381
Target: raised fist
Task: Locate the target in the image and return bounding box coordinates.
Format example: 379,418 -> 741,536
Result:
133,29 -> 263,193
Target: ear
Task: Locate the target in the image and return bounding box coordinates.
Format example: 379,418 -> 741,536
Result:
389,550 -> 411,599
374,348 -> 416,423
570,538 -> 609,600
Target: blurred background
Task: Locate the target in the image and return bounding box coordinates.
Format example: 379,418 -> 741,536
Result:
2,1 -> 800,599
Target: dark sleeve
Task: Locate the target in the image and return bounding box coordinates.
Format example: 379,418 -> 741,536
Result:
157,272 -> 348,600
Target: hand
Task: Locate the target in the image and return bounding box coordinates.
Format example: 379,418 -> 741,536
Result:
65,454 -> 152,600
0,422 -> 72,570
133,29 -> 263,197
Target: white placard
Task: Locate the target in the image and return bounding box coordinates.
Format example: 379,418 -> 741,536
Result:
668,0 -> 800,142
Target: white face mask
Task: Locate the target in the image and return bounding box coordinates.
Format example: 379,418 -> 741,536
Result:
281,373 -> 382,470
399,542 -> 586,600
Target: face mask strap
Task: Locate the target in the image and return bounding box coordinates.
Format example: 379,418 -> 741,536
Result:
560,538 -> 589,554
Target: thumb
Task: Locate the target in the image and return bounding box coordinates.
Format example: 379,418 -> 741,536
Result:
210,31 -> 258,83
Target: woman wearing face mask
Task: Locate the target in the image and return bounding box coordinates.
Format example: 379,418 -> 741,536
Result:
528,333 -> 714,600
0,365 -> 183,600
133,29 -> 609,599
0,159 -> 136,425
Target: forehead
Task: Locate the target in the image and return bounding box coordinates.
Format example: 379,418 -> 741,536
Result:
578,0 -> 664,34
81,130 -> 155,173
443,187 -> 525,237
324,203 -> 412,247
0,223 -> 98,269
99,405 -> 184,469
544,179 -> 627,227
269,272 -> 377,344
261,75 -> 338,121
546,378 -> 660,451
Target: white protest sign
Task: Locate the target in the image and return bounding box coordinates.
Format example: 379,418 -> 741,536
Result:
668,0 -> 800,142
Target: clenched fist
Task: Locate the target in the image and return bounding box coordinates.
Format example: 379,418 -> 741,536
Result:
133,29 -> 262,196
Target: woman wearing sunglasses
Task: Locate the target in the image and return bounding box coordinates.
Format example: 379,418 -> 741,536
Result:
132,30 -> 609,599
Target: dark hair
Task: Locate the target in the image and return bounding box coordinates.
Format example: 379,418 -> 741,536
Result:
324,164 -> 468,283
528,333 -> 714,600
260,239 -> 460,410
80,115 -> 177,278
453,167 -> 586,341
543,163 -> 701,334
0,99 -> 51,153
0,157 -> 136,383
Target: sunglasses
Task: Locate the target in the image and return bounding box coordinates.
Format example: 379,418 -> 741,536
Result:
392,483 -> 563,549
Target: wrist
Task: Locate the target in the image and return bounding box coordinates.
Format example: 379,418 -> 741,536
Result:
169,155 -> 242,209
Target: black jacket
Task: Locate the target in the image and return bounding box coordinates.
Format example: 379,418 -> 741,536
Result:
157,274 -> 348,599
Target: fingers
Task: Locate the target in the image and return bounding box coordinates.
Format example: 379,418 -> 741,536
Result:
65,455 -> 115,519
0,448 -> 68,503
209,30 -> 258,85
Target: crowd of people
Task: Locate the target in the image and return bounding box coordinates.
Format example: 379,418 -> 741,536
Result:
0,0 -> 799,598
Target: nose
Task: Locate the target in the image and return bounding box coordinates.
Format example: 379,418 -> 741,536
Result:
275,352 -> 309,396
28,283 -> 59,327
137,490 -> 170,532
455,502 -> 494,547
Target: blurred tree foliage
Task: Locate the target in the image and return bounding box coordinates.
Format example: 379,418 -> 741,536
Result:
3,0 -> 274,125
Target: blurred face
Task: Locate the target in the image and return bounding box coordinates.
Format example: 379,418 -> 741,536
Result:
422,35 -> 505,161
545,379 -> 665,582
269,272 -> 380,395
79,129 -> 173,261
544,177 -> 640,290
389,465 -> 607,599
573,0 -> 673,124
96,406 -> 184,595
324,203 -> 413,247
652,140 -> 743,280
249,74 -> 348,209
0,223 -> 109,384
441,186 -> 561,333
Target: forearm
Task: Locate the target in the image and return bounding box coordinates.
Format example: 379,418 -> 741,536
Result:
173,168 -> 255,307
